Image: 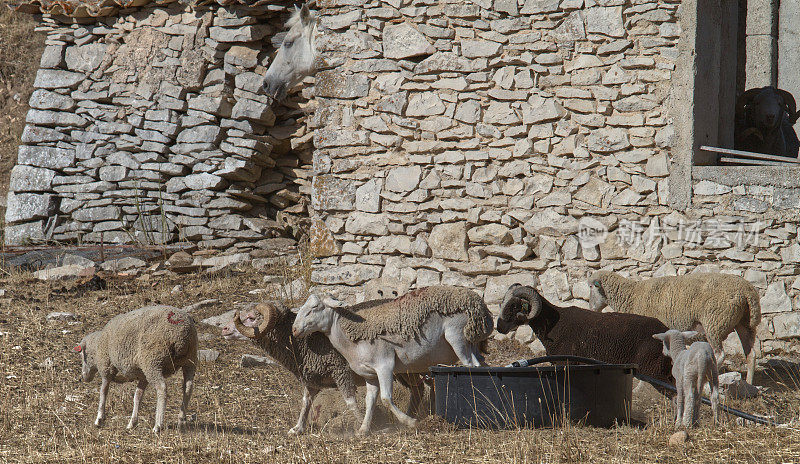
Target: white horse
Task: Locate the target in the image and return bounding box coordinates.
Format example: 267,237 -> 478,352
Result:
262,4 -> 319,101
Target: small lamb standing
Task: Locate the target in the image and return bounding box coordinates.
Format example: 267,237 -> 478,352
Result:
653,330 -> 720,429
76,305 -> 198,433
589,271 -> 761,384
291,285 -> 493,435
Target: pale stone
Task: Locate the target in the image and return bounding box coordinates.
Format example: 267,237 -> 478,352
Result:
468,224 -> 512,245
587,128 -> 630,152
539,268 -> 571,302
761,281 -> 792,313
383,22 -> 434,59
345,212 -> 389,236
429,222 -> 469,261
355,179 -> 382,213
521,95 -> 565,124
5,192 -> 55,224
406,92 -> 446,117
368,235 -> 413,254
462,39 -> 503,58
770,312 -> 800,340
586,6 -> 625,37
385,166 -> 422,192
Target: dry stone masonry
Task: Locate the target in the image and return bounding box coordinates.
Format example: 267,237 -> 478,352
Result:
309,0 -> 800,359
5,0 -> 314,253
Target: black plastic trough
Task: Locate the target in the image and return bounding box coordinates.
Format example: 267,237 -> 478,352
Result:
430,362 -> 635,429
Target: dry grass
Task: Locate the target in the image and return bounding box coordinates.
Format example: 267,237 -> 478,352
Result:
0,2 -> 44,204
1,267 -> 800,463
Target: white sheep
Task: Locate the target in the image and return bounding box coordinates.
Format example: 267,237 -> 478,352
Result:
291,285 -> 493,435
653,330 -> 720,428
589,271 -> 761,384
76,305 -> 198,433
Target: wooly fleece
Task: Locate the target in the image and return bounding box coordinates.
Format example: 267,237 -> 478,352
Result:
81,305 -> 198,381
497,284 -> 674,387
336,286 -> 493,344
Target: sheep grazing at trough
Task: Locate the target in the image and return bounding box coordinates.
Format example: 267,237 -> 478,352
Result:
734,86 -> 800,158
653,330 -> 720,428
76,305 -> 198,433
588,271 -> 761,384
232,299 -> 428,435
496,283 -> 675,388
291,285 -> 494,435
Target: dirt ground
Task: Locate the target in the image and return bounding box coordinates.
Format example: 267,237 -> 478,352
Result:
1,266 -> 800,463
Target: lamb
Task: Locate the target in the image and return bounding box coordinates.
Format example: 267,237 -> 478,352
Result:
75,305 -> 198,433
232,299 -> 427,435
589,271 -> 761,384
497,283 -> 674,388
291,285 -> 493,435
653,330 -> 720,428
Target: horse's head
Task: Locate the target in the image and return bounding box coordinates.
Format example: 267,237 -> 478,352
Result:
262,4 -> 318,102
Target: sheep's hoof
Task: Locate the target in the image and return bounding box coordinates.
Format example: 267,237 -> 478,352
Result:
355,427 -> 370,436
126,421 -> 137,430
405,418 -> 418,428
94,418 -> 104,428
152,425 -> 162,434
287,426 -> 304,436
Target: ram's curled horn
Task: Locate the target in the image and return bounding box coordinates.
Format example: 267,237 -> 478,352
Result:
233,303 -> 278,339
736,88 -> 762,116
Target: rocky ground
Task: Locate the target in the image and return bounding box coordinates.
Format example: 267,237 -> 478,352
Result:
1,254 -> 800,463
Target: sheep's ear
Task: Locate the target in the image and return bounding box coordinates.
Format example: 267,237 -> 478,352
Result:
682,330 -> 700,341
322,296 -> 346,308
289,305 -> 301,314
652,333 -> 666,341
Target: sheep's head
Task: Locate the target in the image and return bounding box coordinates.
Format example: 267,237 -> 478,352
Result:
496,284 -> 543,334
587,271 -> 610,311
233,303 -> 282,339
76,331 -> 100,382
291,293 -> 344,338
738,86 -> 797,131
653,329 -> 699,358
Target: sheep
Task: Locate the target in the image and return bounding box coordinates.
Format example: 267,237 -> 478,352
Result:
497,283 -> 675,389
734,86 -> 800,158
75,305 -> 198,433
232,299 -> 428,435
291,285 -> 494,435
588,271 -> 761,384
653,330 -> 720,428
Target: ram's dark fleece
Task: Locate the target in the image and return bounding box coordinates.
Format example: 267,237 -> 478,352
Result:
497,284 -> 674,389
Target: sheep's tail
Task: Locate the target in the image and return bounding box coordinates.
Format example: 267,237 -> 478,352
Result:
745,285 -> 762,331
464,303 -> 494,346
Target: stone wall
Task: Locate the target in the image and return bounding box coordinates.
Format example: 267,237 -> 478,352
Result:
309,0 -> 800,359
4,1 -> 314,251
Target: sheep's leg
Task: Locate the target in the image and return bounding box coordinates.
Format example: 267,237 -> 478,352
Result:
674,385 -> 684,429
706,332 -> 726,374
405,375 -> 425,418
127,380 -> 147,430
357,380 -> 379,436
682,380 -> 696,428
444,325 -> 481,367
376,366 -> 417,428
151,375 -> 167,434
335,380 -> 361,422
735,324 -> 757,384
709,369 -> 720,426
179,363 -> 195,428
94,376 -> 110,427
288,385 -> 318,435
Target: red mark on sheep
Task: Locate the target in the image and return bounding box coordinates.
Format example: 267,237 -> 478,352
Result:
167,311 -> 185,325
73,345 -> 82,352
